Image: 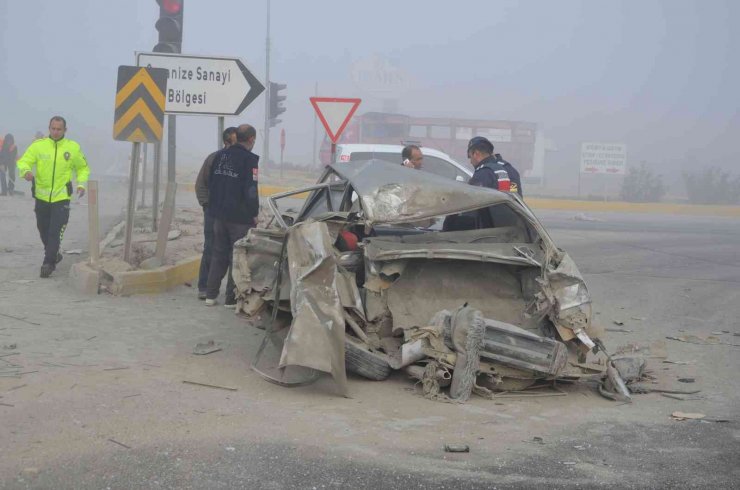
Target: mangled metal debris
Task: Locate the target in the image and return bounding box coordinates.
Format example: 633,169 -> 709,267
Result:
238,160 -> 625,401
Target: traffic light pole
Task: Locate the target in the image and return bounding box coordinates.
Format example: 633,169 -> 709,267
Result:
217,116 -> 225,150
262,0 -> 271,173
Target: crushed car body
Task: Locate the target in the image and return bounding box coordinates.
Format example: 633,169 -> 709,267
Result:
235,160 -> 611,399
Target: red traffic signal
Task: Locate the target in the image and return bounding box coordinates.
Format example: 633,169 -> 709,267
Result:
154,0 -> 184,53
159,0 -> 182,14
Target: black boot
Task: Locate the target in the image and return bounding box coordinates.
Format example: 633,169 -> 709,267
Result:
40,263 -> 55,278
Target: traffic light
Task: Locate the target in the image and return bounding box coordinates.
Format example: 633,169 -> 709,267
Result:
269,82 -> 287,128
153,0 -> 184,53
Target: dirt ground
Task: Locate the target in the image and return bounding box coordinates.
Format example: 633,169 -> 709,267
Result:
1,186 -> 739,488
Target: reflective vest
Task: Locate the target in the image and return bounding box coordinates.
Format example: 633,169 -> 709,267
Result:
17,137 -> 90,202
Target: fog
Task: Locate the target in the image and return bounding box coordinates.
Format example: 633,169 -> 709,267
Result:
2,0 -> 738,197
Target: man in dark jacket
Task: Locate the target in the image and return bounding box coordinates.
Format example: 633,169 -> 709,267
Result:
194,127 -> 237,300
495,153 -> 523,197
204,124 -> 260,307
467,137 -> 512,191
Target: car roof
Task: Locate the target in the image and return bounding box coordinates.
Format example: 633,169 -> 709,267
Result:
337,143 -> 453,161
328,159 -> 514,225
337,144 -> 472,176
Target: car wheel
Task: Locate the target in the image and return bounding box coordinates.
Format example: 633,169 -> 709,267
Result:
345,335 -> 392,381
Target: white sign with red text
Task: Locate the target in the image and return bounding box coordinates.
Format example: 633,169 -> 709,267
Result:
580,142 -> 627,175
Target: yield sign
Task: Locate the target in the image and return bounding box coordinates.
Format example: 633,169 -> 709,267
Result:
310,97 -> 361,143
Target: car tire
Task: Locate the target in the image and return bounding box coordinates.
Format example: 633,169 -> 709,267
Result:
345,335 -> 392,381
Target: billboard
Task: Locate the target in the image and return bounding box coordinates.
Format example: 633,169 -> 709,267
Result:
580,142 -> 627,174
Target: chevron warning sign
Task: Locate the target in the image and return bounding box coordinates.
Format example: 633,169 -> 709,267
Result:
113,66 -> 168,143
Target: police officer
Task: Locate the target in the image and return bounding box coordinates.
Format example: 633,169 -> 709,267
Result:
467,136 -> 513,192
494,153 -> 523,197
17,116 -> 90,278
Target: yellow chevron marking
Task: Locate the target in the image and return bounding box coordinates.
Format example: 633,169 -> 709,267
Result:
127,128 -> 147,143
115,68 -> 165,111
113,99 -> 163,140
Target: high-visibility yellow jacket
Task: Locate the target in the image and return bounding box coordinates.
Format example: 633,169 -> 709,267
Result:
17,137 -> 90,202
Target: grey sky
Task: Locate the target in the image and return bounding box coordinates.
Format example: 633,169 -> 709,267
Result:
1,0 -> 738,179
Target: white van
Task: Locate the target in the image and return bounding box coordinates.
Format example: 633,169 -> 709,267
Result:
335,144 -> 473,182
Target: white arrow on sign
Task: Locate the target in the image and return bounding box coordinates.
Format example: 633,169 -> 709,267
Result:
136,52 -> 265,116
310,97 -> 361,144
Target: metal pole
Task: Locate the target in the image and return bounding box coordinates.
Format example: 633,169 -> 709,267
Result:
140,144 -> 148,208
280,145 -> 284,178
577,169 -> 582,200
262,0 -> 271,171
218,116 -> 225,150
152,142 -> 161,232
123,142 -> 141,264
312,81 -> 318,167
154,181 -> 178,265
331,142 -> 336,165
167,114 -> 176,183
87,180 -> 100,267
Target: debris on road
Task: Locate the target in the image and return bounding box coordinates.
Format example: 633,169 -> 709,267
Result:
65,249 -> 83,255
0,313 -> 40,326
678,378 -> 695,383
443,444 -> 470,453
663,359 -> 694,365
666,335 -> 740,347
107,438 -> 131,449
661,393 -> 703,401
573,213 -> 603,222
607,328 -> 633,333
193,340 -> 223,355
671,411 -> 705,421
182,380 -> 237,391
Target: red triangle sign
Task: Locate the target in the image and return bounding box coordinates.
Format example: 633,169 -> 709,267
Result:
310,97 -> 361,144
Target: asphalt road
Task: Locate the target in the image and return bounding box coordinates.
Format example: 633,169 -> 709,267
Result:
1,193 -> 739,489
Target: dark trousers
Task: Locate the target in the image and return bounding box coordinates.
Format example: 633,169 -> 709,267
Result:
34,199 -> 70,265
197,210 -> 214,292
0,168 -> 7,195
205,219 -> 251,300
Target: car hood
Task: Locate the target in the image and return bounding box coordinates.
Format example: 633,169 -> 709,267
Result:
329,160 -> 516,225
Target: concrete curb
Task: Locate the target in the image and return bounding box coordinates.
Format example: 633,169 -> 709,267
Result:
107,255 -> 201,296
69,262 -> 102,295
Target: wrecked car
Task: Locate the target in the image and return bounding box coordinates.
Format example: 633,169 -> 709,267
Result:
234,160 -> 611,400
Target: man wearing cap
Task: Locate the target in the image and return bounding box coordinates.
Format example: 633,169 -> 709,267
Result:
467,136 -> 514,193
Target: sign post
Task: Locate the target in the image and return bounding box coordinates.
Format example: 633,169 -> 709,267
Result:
113,65 -> 168,264
309,97 -> 361,164
280,128 -> 285,178
135,52 -> 264,262
579,142 -> 627,200
87,180 -> 100,267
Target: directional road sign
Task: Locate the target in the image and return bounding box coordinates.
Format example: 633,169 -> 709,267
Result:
310,97 -> 361,144
114,65 -> 168,143
136,52 -> 265,116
